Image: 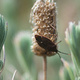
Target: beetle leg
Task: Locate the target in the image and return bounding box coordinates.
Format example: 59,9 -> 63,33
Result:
57,53 -> 63,65
55,41 -> 62,45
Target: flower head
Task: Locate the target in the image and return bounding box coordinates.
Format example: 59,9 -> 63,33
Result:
30,0 -> 57,56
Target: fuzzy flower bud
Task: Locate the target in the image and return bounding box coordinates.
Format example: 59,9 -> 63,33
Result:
30,0 -> 57,56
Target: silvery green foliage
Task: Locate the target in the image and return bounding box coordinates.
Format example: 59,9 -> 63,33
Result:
0,60 -> 3,79
14,31 -> 32,72
0,14 -> 8,54
60,59 -> 75,80
0,46 -> 6,75
0,60 -> 3,71
14,31 -> 37,80
0,75 -> 3,80
22,73 -> 32,80
65,22 -> 80,78
0,15 -> 7,75
11,70 -> 17,80
60,67 -> 71,80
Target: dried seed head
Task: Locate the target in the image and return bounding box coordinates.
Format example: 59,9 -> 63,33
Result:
30,0 -> 57,56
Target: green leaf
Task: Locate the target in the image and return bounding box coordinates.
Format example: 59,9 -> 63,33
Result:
0,60 -> 3,71
14,31 -> 37,80
65,22 -> 80,76
61,58 -> 75,80
0,14 -> 8,54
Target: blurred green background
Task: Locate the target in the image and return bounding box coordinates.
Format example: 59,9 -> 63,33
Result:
0,0 -> 80,80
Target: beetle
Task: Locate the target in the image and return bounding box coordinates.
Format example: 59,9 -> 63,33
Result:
35,34 -> 70,58
35,35 -> 57,52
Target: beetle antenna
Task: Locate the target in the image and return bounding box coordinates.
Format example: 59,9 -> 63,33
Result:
58,50 -> 70,55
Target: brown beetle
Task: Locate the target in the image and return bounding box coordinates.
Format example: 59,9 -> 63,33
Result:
35,35 -> 57,52
35,35 -> 70,57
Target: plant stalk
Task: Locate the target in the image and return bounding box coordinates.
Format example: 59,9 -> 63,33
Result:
43,56 -> 47,80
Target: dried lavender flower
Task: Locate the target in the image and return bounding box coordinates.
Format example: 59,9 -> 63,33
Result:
30,0 -> 57,56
